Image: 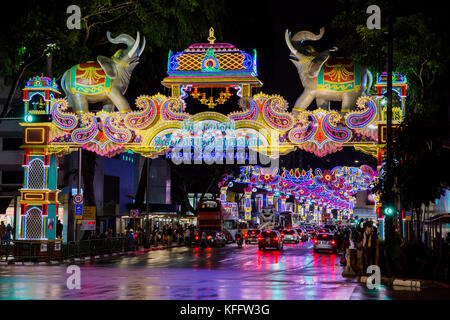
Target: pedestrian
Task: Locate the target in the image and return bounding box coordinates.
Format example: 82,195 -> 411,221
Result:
0,221 -> 6,241
362,222 -> 373,271
56,219 -> 63,239
6,223 -> 13,241
167,226 -> 173,246
200,230 -> 208,248
185,227 -> 191,246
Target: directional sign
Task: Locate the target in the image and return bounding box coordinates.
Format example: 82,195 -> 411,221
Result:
75,204 -> 83,219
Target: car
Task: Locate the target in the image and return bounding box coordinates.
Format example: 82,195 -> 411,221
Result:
280,229 -> 300,243
193,230 -> 227,247
313,233 -> 338,253
244,229 -> 261,244
295,228 -> 309,241
305,227 -> 315,238
258,230 -> 283,251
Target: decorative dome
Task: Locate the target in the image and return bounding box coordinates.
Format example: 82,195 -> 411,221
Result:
162,28 -> 262,89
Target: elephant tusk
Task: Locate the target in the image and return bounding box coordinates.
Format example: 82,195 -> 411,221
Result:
128,32 -> 140,58
285,29 -> 298,55
137,36 -> 146,57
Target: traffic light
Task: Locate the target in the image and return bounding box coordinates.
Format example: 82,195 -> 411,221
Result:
384,206 -> 395,216
24,114 -> 52,123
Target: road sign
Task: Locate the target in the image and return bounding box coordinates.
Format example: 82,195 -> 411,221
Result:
130,209 -> 139,218
73,193 -> 83,205
82,206 -> 96,220
75,204 -> 83,219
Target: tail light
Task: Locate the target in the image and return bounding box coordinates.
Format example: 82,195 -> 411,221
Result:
195,236 -> 199,240
273,237 -> 278,241
331,240 -> 336,245
257,235 -> 262,241
280,233 -> 284,237
314,239 -> 318,244
207,236 -> 212,240
244,233 -> 248,238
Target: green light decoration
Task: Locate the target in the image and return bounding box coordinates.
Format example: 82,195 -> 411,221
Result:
384,206 -> 394,216
24,114 -> 33,122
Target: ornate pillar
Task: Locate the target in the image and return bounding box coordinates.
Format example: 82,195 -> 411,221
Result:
18,76 -> 62,243
280,195 -> 286,212
267,192 -> 274,206
220,186 -> 228,202
244,186 -> 252,221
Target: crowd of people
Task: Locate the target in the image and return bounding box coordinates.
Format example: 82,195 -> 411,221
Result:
122,223 -> 197,251
331,219 -> 406,278
0,221 -> 13,241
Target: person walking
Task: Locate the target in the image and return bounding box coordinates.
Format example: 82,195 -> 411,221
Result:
362,223 -> 373,271
200,230 -> 208,248
167,226 -> 173,246
185,227 -> 191,246
56,219 -> 63,239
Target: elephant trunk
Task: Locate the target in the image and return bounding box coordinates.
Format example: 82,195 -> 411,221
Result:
291,27 -> 325,42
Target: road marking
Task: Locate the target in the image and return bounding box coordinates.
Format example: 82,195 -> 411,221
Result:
218,258 -> 233,262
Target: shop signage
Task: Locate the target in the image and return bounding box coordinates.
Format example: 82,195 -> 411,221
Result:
81,220 -> 96,231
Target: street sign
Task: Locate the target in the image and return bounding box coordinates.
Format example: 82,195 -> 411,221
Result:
75,204 -> 83,219
130,209 -> 139,218
73,193 -> 83,205
82,206 -> 96,220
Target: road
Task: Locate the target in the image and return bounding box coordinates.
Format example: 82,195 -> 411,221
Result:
0,241 -> 447,300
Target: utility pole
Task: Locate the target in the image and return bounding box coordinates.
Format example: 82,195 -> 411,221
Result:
385,12 -> 395,240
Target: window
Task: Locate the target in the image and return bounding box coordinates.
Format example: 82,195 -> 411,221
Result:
27,159 -> 45,189
25,207 -> 43,239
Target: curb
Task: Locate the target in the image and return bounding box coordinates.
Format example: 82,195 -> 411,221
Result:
359,275 -> 421,288
3,244 -> 185,266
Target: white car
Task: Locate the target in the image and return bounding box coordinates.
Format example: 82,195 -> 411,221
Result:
280,229 -> 300,244
313,233 -> 337,253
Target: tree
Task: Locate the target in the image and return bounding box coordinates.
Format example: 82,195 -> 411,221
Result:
331,0 -> 450,242
0,0 -> 226,119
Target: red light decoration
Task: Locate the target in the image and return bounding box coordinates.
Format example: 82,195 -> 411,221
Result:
20,203 -> 27,215
22,154 -> 29,166
44,155 -> 50,166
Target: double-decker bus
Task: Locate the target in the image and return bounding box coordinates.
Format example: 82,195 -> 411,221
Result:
196,199 -> 239,242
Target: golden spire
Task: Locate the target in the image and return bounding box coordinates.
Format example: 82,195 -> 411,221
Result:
208,27 -> 216,44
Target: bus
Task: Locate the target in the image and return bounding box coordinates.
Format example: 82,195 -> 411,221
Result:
196,199 -> 238,242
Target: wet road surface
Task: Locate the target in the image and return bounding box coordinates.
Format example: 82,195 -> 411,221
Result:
0,241 -> 448,300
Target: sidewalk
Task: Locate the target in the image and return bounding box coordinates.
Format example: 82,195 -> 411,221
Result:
358,273 -> 450,289
1,243 -> 186,266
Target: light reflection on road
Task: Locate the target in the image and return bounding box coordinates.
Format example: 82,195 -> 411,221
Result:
1,241 -> 447,300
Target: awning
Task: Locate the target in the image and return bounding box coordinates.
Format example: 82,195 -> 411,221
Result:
425,213 -> 450,224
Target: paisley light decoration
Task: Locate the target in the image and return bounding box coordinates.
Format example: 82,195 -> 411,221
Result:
228,97 -> 258,121
71,113 -> 98,143
345,96 -> 378,140
257,94 -> 294,130
103,113 -> 132,143
51,99 -> 78,130
124,95 -> 157,129
161,97 -> 190,121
